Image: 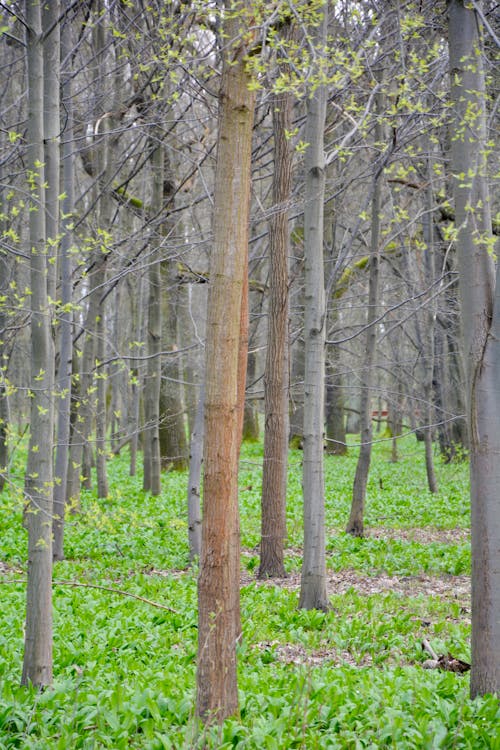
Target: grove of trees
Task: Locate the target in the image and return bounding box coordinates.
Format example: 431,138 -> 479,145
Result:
0,0 -> 498,730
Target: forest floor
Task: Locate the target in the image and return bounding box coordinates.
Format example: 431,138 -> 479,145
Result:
0,435 -> 498,749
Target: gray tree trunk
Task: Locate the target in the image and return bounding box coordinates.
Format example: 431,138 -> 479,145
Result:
0,166 -> 10,493
0,378 -> 8,492
53,13 -> 73,559
299,5 -> 329,612
346,87 -> 385,537
448,0 -> 500,697
143,142 -> 163,495
42,0 -> 60,305
22,0 -> 55,687
158,159 -> 188,472
95,310 -> 109,499
129,275 -> 144,477
422,163 -> 438,493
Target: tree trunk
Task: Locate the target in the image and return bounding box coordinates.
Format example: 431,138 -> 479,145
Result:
259,50 -> 293,579
196,4 -> 256,721
299,4 -> 329,612
346,87 -> 385,538
187,385 -> 203,563
42,0 -> 60,305
129,275 -> 144,477
0,379 -> 8,492
143,142 -> 163,495
22,0 -> 55,687
448,0 -> 500,697
53,14 -> 73,559
422,161 -> 438,493
325,371 -> 347,455
95,310 -> 109,499
242,350 -> 260,442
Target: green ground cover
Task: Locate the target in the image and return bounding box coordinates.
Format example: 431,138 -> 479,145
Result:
0,436 -> 498,748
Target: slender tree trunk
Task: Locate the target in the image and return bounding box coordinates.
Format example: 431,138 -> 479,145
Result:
422,159 -> 438,493
108,286 -> 123,453
325,308 -> 347,456
0,166 -> 10,493
346,88 -> 385,538
187,385 -> 204,562
299,5 -> 329,611
95,311 -> 109,498
129,275 -> 144,477
66,5 -> 112,502
143,142 -> 163,495
289,333 -> 305,448
325,372 -> 347,454
42,0 -> 60,304
0,379 -> 8,492
53,15 -> 73,559
448,0 -> 499,697
22,0 -> 54,687
242,350 -> 260,442
158,293 -> 188,472
196,3 -> 256,721
259,49 -> 293,579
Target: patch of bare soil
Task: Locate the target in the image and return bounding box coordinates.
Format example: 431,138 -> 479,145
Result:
0,561 -> 23,575
252,641 -> 373,668
363,527 -> 470,545
242,569 -> 470,606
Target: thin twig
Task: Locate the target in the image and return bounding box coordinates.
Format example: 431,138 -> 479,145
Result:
0,579 -> 180,614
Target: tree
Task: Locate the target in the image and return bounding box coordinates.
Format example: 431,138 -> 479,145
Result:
142,140 -> 163,496
299,3 -> 329,612
21,0 -> 57,688
447,0 -> 499,697
196,1 -> 257,722
346,83 -> 384,536
259,19 -> 294,580
53,2 -> 72,560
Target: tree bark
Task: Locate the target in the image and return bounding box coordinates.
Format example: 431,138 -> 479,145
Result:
143,141 -> 163,495
187,385 -> 204,563
0,379 -> 8,492
448,0 -> 500,697
346,86 -> 385,538
42,0 -> 60,305
0,167 -> 10,493
242,350 -> 260,442
129,275 -> 144,477
422,160 -> 438,493
299,4 -> 329,612
196,3 -> 256,721
53,12 -> 73,559
95,310 -> 109,499
22,0 -> 54,688
259,50 -> 293,579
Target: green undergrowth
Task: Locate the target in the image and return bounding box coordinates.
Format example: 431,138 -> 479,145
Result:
0,434 -> 496,748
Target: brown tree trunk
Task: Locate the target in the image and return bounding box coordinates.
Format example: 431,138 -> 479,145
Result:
259,49 -> 293,579
196,4 -> 256,722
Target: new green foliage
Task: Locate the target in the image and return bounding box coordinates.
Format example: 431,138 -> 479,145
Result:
0,439 -> 495,748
